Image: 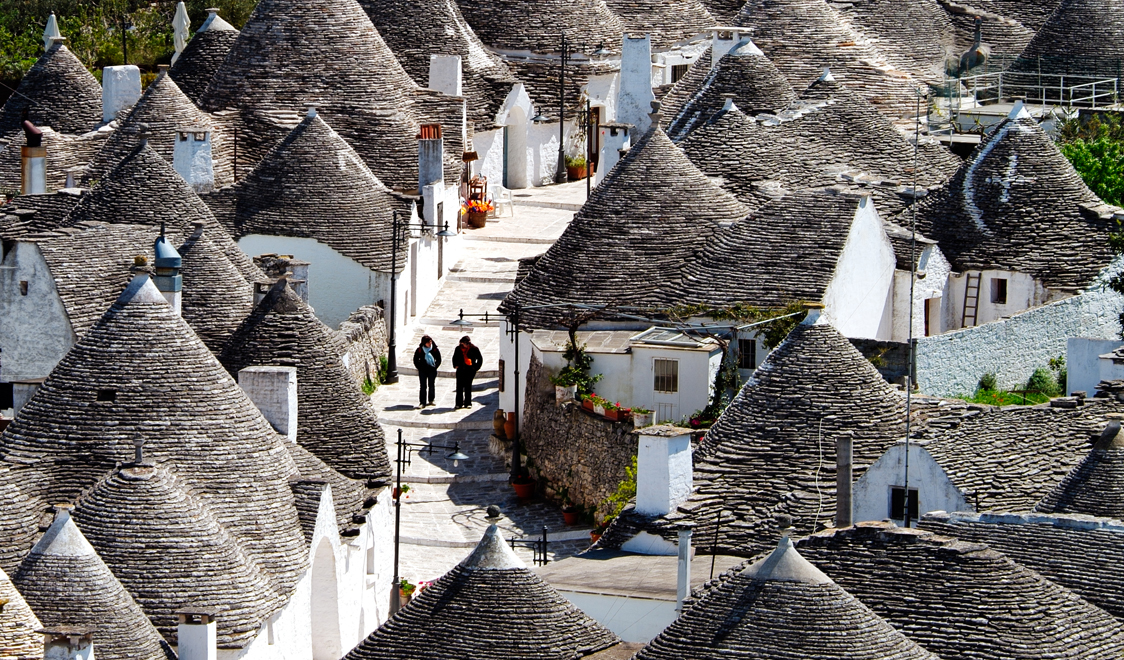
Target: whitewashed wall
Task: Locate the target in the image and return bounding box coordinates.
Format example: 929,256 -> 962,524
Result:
1067,337 -> 1124,396
891,245 -> 952,341
472,128 -> 504,188
822,197 -> 895,340
0,242 -> 77,382
557,591 -> 677,643
945,269 -> 1047,329
853,442 -> 968,526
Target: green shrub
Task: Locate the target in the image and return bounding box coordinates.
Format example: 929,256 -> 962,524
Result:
977,372 -> 998,392
361,377 -> 376,396
599,455 -> 637,524
1026,367 -> 1060,396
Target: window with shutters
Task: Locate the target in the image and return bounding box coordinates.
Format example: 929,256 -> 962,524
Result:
653,358 -> 679,393
889,487 -> 919,521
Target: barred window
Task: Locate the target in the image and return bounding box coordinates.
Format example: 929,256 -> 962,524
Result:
738,338 -> 757,370
890,487 -> 919,521
671,64 -> 689,83
654,358 -> 679,393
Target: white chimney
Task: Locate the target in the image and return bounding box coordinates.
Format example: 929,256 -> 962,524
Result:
635,425 -> 694,516
176,607 -> 217,660
676,523 -> 694,612
428,55 -> 463,97
238,366 -> 298,443
617,34 -> 654,134
21,121 -> 46,195
40,627 -> 94,660
417,124 -> 444,191
596,123 -> 630,186
101,65 -> 141,123
710,27 -> 750,67
173,128 -> 214,193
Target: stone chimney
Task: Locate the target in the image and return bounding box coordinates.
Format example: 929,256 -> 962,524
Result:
101,65 -> 142,123
173,127 -> 215,193
21,121 -> 46,195
418,123 -> 444,191
675,522 -> 694,612
153,226 -> 183,314
635,425 -> 694,516
617,34 -> 654,134
176,607 -> 218,660
39,627 -> 94,660
252,255 -> 310,303
710,27 -> 750,67
595,122 -> 630,187
802,302 -> 825,325
238,366 -> 298,443
428,55 -> 463,97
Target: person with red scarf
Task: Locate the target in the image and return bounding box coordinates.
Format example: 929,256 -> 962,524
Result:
453,335 -> 483,409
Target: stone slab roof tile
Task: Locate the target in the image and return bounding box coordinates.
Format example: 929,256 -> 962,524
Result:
1034,422 -> 1124,518
0,43 -> 102,140
636,535 -> 939,660
1012,0 -> 1124,77
0,190 -> 84,240
835,0 -> 956,81
601,0 -> 715,50
168,12 -> 240,107
220,280 -> 393,483
796,522 -> 1124,659
12,511 -> 175,660
940,1 -> 1037,58
0,565 -> 43,660
0,277 -> 308,594
911,114 -> 1115,288
177,224 -> 253,354
0,127 -> 104,193
200,0 -> 423,190
345,524 -> 620,659
919,510 -> 1124,621
286,441 -> 376,538
71,464 -> 285,648
457,0 -> 625,55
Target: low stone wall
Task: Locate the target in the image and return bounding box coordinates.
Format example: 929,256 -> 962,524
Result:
521,356 -> 639,512
916,288 -> 1123,397
337,305 -> 389,388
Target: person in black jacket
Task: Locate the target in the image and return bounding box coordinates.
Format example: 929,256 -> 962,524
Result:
453,335 -> 483,409
412,335 -> 441,408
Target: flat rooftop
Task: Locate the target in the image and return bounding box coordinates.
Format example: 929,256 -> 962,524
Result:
535,549 -> 745,600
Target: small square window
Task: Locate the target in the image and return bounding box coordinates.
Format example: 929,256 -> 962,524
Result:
18,281 -> 27,296
96,389 -> 116,402
654,358 -> 679,394
671,64 -> 689,83
890,486 -> 919,521
738,338 -> 758,370
990,278 -> 1008,304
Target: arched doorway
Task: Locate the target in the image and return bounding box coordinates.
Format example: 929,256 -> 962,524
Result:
311,538 -> 342,660
506,105 -> 529,189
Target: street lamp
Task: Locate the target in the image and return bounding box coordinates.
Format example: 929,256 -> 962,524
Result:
385,210 -> 457,385
390,428 -> 468,614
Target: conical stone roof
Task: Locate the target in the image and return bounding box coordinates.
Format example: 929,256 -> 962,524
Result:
0,42 -> 102,140
797,522 -> 1124,659
209,112 -> 403,274
458,0 -> 624,55
667,40 -> 796,139
657,49 -> 712,124
200,0 -> 422,189
220,280 -> 392,483
59,141 -> 264,283
913,106 -> 1115,289
607,318 -> 906,556
0,276 -> 308,594
83,71 -> 232,188
178,224 -> 254,354
1035,424 -> 1124,518
359,0 -> 520,130
168,10 -> 240,107
0,565 -> 43,660
1012,0 -> 1124,78
12,511 -> 174,660
835,0 -> 955,80
734,0 -> 921,117
286,440 -> 374,539
345,524 -> 620,660
71,464 -> 285,648
0,126 -> 103,193
601,0 -> 715,50
636,534 -> 939,660
501,123 -> 748,327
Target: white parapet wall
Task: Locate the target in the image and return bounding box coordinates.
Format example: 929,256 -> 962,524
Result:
101,65 -> 142,123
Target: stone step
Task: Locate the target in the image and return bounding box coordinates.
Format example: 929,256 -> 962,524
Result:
446,274 -> 516,284
512,199 -> 584,211
382,417 -> 494,431
397,366 -> 500,378
462,235 -> 558,245
396,472 -> 511,484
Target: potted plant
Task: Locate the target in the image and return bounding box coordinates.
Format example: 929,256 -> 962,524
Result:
393,483 -> 411,500
590,522 -> 608,544
399,578 -> 416,605
512,471 -> 537,500
549,371 -> 579,404
632,407 -> 654,428
460,198 -> 494,228
565,155 -> 588,180
561,493 -> 581,526
582,394 -> 595,412
604,401 -> 620,422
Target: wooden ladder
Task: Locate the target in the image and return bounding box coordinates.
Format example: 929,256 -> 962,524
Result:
962,273 -> 982,328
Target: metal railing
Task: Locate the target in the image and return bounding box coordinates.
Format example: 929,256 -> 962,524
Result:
952,70 -> 1119,109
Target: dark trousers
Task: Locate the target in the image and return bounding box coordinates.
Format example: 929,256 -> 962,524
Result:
418,371 -> 436,405
455,369 -> 476,407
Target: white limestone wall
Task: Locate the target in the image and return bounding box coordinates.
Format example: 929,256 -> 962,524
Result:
891,245 -> 952,341
596,124 -> 630,187
629,344 -> 720,424
1067,337 -> 1124,396
472,128 -> 504,188
428,55 -> 463,96
584,74 -> 618,125
237,367 -> 298,443
635,431 -> 692,516
916,284 -> 1124,397
617,36 -> 654,134
821,197 -> 895,340
101,65 -> 141,122
853,442 -> 968,526
557,591 -> 677,643
0,243 -> 77,382
946,269 -> 1046,328
173,131 -> 215,193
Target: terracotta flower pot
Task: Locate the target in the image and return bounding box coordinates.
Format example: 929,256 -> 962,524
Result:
605,408 -> 619,421
399,589 -> 413,605
563,509 -> 581,526
493,409 -> 507,439
566,165 -> 588,180
504,412 -> 516,440
582,398 -> 594,411
590,532 -> 602,544
513,479 -> 536,500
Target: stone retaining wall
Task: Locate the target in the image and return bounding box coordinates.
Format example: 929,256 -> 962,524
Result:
338,305 -> 389,388
521,356 -> 639,512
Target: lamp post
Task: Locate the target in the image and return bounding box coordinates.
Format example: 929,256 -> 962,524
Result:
390,428 -> 468,614
555,32 -> 569,184
385,210 -> 457,385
